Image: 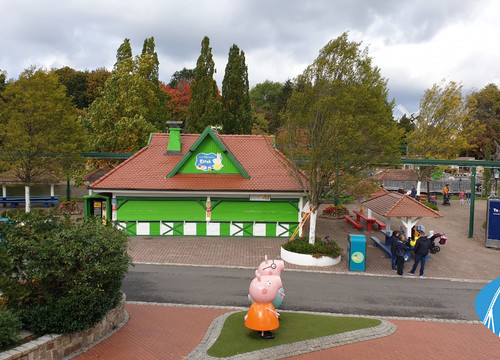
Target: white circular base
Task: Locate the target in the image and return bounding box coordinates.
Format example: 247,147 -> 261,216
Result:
280,247 -> 341,267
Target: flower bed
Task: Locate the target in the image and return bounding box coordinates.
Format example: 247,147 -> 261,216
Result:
322,205 -> 349,219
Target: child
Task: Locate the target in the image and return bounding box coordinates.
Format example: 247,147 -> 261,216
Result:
459,190 -> 465,205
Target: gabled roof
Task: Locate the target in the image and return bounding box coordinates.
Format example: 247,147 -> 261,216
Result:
167,126 -> 249,179
362,192 -> 443,218
90,131 -> 304,193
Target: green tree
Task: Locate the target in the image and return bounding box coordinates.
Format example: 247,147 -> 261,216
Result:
466,83 -> 500,159
82,38 -> 168,156
221,44 -> 252,134
187,36 -> 221,133
0,67 -> 86,186
85,67 -> 111,105
408,80 -> 484,189
250,80 -> 289,134
54,66 -> 90,109
0,69 -> 7,96
285,33 -> 402,243
168,67 -> 195,88
115,38 -> 133,67
139,36 -> 160,83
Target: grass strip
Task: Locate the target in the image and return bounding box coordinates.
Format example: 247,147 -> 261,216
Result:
207,311 -> 380,357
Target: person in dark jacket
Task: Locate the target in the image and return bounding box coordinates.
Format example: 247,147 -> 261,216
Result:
408,231 -> 431,277
389,230 -> 400,271
395,234 -> 408,276
410,185 -> 417,198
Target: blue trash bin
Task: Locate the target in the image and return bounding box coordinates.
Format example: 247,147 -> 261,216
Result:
347,234 -> 366,271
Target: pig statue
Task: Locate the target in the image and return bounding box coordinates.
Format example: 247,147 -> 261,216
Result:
258,255 -> 285,307
257,255 -> 285,276
244,270 -> 282,339
254,255 -> 285,308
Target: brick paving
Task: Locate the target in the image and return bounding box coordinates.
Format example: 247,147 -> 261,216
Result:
73,200 -> 500,359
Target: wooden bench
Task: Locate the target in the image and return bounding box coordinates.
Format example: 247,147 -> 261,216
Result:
370,235 -> 392,258
1,195 -> 59,208
343,215 -> 362,229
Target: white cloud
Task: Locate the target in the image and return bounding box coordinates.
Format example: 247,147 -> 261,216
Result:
1,0 -> 499,114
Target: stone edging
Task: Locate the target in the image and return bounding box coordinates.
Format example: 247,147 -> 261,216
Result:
184,311 -> 397,360
0,295 -> 127,360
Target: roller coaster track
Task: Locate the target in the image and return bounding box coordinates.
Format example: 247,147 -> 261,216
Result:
483,286 -> 500,336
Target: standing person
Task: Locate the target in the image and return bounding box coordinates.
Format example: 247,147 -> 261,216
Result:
442,184 -> 450,205
408,230 -> 431,277
395,234 -> 407,276
459,190 -> 465,205
466,189 -> 471,205
389,230 -> 400,271
410,185 -> 417,199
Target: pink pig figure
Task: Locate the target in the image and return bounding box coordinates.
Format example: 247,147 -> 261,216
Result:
252,255 -> 285,308
257,255 -> 285,276
244,270 -> 281,339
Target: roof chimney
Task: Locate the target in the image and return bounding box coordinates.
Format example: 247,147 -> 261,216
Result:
166,121 -> 183,155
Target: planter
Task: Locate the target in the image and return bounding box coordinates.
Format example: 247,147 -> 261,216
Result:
281,246 -> 341,267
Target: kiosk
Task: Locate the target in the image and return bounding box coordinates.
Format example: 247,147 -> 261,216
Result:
347,234 -> 366,271
84,194 -> 111,223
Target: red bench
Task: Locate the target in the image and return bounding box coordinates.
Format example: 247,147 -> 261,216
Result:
343,215 -> 362,229
373,218 -> 386,230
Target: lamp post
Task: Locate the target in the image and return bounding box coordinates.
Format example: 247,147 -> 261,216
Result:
494,169 -> 499,196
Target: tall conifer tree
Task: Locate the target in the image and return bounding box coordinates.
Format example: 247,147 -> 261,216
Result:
187,36 -> 221,133
221,44 -> 252,134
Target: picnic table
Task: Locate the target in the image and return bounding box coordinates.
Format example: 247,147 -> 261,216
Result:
352,210 -> 386,232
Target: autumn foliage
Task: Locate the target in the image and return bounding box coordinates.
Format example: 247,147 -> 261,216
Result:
161,80 -> 191,122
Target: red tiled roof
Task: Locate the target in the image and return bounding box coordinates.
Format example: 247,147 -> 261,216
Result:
0,169 -> 60,183
90,133 -> 304,192
83,168 -> 113,184
362,192 -> 443,218
371,169 -> 418,181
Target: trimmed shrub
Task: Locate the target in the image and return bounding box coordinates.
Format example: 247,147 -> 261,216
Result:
0,210 -> 131,335
282,237 -> 343,258
0,307 -> 22,350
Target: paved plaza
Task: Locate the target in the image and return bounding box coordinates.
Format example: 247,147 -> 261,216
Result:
72,199 -> 500,359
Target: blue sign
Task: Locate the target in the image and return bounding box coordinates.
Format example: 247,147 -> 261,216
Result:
195,153 -> 223,171
486,198 -> 500,248
475,277 -> 500,336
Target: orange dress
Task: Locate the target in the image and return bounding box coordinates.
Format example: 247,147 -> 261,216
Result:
245,302 -> 279,331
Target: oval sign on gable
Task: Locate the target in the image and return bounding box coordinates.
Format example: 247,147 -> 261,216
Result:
195,153 -> 223,171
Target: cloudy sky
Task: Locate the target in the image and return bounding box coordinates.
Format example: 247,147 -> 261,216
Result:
2,0 -> 499,115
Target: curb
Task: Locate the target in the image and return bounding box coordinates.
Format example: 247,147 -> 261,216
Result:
184,311 -> 397,360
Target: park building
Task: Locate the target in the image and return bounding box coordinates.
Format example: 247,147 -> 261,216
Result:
85,126 -> 306,238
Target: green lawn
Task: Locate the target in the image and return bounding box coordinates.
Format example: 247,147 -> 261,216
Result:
207,311 -> 380,357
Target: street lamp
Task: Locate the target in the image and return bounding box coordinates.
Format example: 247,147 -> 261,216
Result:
494,169 -> 499,196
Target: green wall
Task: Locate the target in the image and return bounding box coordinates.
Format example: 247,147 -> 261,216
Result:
117,198 -> 206,221
116,198 -> 299,223
211,200 -> 298,222
178,136 -> 240,175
